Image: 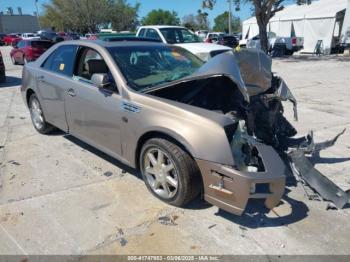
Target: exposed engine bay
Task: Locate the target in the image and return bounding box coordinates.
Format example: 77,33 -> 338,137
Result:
147,48 -> 349,210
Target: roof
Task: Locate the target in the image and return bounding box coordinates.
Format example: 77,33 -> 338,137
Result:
138,25 -> 185,29
59,39 -> 166,48
243,0 -> 347,24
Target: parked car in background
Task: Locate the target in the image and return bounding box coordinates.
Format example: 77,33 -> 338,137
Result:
0,33 -> 7,46
83,33 -> 98,40
246,32 -> 304,55
0,50 -> 5,82
39,31 -> 64,43
21,33 -> 40,40
136,26 -> 232,61
10,39 -> 53,65
57,32 -> 73,40
195,30 -> 208,39
3,33 -> 22,46
68,33 -> 81,40
204,32 -> 225,44
220,35 -> 239,48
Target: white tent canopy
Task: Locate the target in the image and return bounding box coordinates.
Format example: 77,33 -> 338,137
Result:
242,0 -> 348,53
340,0 -> 350,44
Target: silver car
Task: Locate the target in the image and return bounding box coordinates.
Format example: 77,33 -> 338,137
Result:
21,40 -> 287,215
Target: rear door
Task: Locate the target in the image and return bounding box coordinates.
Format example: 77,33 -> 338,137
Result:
36,45 -> 78,131
64,46 -> 123,157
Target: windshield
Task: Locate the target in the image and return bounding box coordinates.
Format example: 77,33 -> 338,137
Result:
108,45 -> 204,92
159,28 -> 201,44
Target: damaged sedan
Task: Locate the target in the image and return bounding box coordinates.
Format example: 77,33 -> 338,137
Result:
21,40 -> 348,215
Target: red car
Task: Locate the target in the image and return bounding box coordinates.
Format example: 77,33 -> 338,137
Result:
10,39 -> 53,65
3,33 -> 22,46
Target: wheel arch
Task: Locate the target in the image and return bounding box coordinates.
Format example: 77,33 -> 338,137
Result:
135,130 -> 194,171
26,88 -> 35,107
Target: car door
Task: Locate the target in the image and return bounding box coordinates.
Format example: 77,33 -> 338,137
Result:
64,46 -> 123,157
36,44 -> 78,131
13,41 -> 24,62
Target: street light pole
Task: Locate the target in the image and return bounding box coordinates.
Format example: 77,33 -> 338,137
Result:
228,0 -> 232,34
35,0 -> 41,30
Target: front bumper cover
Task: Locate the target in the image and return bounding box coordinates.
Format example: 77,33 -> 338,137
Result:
196,144 -> 286,215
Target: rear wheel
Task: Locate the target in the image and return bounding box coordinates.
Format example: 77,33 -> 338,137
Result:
140,138 -> 201,207
29,94 -> 55,134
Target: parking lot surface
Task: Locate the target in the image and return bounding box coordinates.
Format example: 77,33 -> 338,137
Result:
0,46 -> 349,255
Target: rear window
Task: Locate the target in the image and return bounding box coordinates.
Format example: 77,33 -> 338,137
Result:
31,41 -> 53,49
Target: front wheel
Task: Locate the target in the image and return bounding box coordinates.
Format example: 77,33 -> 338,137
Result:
29,94 -> 55,134
140,138 -> 201,207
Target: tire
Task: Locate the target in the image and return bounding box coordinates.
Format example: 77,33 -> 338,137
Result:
29,93 -> 56,134
285,50 -> 294,56
23,56 -> 28,65
140,138 -> 201,207
11,56 -> 17,65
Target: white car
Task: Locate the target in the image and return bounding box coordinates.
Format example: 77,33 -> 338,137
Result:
136,26 -> 232,61
195,30 -> 208,39
21,33 -> 40,40
246,32 -> 304,55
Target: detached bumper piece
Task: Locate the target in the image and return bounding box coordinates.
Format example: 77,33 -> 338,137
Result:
289,150 -> 350,209
196,144 -> 286,216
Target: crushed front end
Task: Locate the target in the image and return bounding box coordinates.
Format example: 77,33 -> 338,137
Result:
196,121 -> 286,215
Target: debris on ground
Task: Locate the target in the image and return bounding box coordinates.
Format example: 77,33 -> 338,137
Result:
208,224 -> 217,229
158,215 -> 178,226
103,171 -> 113,177
116,228 -> 128,247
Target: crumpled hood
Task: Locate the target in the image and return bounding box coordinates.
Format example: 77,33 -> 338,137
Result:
192,52 -> 249,101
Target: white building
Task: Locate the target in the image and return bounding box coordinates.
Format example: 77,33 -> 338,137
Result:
242,0 -> 349,54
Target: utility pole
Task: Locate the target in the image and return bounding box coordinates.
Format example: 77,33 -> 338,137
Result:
35,0 -> 41,30
227,0 -> 232,34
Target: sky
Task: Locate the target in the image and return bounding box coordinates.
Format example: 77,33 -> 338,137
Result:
0,0 -> 295,25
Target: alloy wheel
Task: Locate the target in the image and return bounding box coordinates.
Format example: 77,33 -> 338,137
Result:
143,147 -> 179,199
30,98 -> 44,130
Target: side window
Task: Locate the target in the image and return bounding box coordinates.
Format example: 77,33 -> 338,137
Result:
41,45 -> 78,77
145,29 -> 161,40
138,29 -> 146,37
74,47 -> 118,92
17,41 -> 25,48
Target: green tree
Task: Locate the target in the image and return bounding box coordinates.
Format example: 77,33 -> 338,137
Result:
40,0 -> 139,33
196,9 -> 210,30
182,14 -> 200,31
213,11 -> 240,33
141,9 -> 180,26
202,0 -> 312,53
109,0 -> 140,31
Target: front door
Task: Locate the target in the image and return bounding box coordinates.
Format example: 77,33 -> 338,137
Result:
65,47 -> 123,157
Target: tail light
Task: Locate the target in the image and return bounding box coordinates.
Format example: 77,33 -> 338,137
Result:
205,38 -> 211,43
292,37 -> 297,45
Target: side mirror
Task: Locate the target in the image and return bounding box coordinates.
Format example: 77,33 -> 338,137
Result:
91,73 -> 110,88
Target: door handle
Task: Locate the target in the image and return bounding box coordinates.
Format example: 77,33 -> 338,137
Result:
67,88 -> 76,97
